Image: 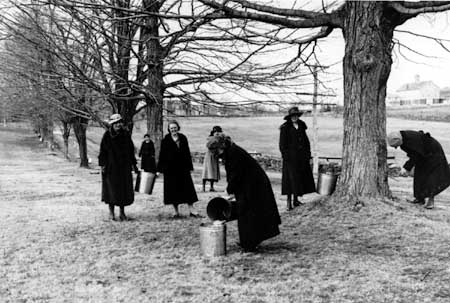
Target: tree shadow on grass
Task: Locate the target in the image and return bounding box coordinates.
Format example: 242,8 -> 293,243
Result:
257,241 -> 301,254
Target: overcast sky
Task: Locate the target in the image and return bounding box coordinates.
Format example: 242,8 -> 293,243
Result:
315,11 -> 450,102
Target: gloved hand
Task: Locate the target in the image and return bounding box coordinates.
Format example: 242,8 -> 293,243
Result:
400,167 -> 409,176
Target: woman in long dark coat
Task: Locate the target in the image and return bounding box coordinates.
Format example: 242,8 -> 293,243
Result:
138,134 -> 156,173
98,114 -> 138,221
207,134 -> 281,252
157,120 -> 200,218
388,130 -> 450,209
279,106 -> 316,211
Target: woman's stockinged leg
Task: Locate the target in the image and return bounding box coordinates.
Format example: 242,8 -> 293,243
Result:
286,195 -> 293,211
172,204 -> 180,218
109,204 -> 115,221
119,206 -> 128,221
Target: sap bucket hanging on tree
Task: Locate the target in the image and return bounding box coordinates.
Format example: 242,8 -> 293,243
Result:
135,171 -> 156,194
317,172 -> 338,195
206,197 -> 238,221
317,163 -> 340,196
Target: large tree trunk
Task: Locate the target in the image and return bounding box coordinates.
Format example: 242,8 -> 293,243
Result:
61,120 -> 71,159
112,0 -> 137,134
147,102 -> 163,157
337,2 -> 397,199
116,98 -> 137,134
72,117 -> 89,168
143,0 -> 164,157
41,118 -> 54,150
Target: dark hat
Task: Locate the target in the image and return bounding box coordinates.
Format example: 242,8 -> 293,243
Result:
284,106 -> 303,120
212,125 -> 222,133
206,133 -> 232,151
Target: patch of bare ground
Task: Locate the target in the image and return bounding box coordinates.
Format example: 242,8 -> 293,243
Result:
1,126 -> 450,303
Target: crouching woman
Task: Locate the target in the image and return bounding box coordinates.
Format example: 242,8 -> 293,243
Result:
207,134 -> 281,252
387,130 -> 450,209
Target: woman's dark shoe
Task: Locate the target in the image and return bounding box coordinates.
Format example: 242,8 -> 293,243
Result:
241,246 -> 258,253
189,213 -> 203,218
409,198 -> 425,204
109,214 -> 116,221
293,200 -> 303,207
172,214 -> 182,219
119,214 -> 128,221
209,188 -> 216,192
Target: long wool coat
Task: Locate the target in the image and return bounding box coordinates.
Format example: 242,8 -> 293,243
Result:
202,137 -> 220,181
279,120 -> 316,196
223,143 -> 281,250
98,128 -> 137,206
157,133 -> 198,205
400,130 -> 450,199
139,140 -> 156,173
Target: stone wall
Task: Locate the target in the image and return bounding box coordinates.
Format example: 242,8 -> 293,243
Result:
192,151 -> 399,176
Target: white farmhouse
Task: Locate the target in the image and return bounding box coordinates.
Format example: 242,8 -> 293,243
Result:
386,75 -> 443,107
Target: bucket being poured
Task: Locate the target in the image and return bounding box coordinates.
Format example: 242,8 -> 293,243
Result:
206,197 -> 238,221
199,197 -> 237,257
199,221 -> 226,257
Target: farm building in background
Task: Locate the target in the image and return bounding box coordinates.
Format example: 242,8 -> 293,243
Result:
386,75 -> 449,107
163,99 -> 257,116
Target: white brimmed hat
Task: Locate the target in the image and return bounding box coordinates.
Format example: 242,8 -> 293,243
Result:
108,113 -> 123,125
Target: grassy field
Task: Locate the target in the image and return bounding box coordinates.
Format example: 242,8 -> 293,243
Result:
81,113 -> 450,163
2,125 -> 450,302
388,104 -> 450,122
127,114 -> 450,168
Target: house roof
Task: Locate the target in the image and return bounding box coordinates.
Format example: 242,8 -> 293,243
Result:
397,81 -> 438,92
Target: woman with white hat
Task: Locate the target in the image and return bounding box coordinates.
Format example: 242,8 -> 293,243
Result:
99,113 -> 139,221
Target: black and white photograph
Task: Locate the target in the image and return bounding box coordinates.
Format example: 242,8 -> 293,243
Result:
1,0 -> 450,302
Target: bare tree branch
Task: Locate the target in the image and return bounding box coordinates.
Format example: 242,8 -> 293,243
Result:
390,1 -> 450,15
198,0 -> 342,28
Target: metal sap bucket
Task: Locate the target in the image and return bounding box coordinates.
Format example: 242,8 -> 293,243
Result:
199,221 -> 226,257
135,171 -> 156,194
206,197 -> 238,222
317,173 -> 338,196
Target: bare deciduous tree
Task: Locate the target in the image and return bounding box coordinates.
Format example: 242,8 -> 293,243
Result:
199,0 -> 450,202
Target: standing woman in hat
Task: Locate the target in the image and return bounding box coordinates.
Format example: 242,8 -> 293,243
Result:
138,134 -> 156,173
98,114 -> 139,221
387,130 -> 450,209
201,125 -> 223,192
279,107 -> 316,211
157,120 -> 200,218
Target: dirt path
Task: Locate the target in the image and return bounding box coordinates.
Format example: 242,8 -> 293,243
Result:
2,126 -> 450,303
